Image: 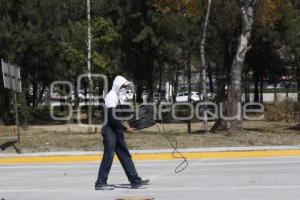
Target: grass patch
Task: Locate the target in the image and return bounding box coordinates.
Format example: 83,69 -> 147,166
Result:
1,121 -> 300,153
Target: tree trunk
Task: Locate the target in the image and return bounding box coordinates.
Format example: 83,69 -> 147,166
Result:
145,40 -> 154,101
259,75 -> 264,103
208,63 -> 214,93
32,67 -> 38,109
210,43 -> 227,132
227,0 -> 255,130
87,0 -> 94,133
200,0 -> 212,132
187,53 -> 192,134
274,84 -> 278,103
0,74 -> 8,124
254,71 -> 259,102
244,72 -> 250,102
74,80 -> 80,108
84,82 -> 88,109
23,81 -> 31,107
140,1 -> 154,101
37,85 -> 46,106
173,64 -> 179,102
136,85 -> 143,104
158,63 -> 163,97
210,38 -> 232,132
297,67 -> 300,102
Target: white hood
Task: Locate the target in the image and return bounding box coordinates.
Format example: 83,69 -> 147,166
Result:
105,75 -> 129,108
112,75 -> 129,94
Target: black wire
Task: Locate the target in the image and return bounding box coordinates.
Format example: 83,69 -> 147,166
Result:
156,121 -> 189,173
130,103 -> 189,173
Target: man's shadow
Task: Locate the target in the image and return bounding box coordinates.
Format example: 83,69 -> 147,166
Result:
110,183 -> 148,189
110,183 -> 132,189
0,140 -> 21,153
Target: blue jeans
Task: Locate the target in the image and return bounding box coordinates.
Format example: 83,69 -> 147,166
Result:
96,126 -> 141,185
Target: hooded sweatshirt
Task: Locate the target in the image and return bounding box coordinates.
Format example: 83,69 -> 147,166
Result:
104,75 -> 129,131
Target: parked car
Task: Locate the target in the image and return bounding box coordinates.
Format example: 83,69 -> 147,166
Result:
176,91 -> 200,103
266,83 -> 285,89
288,82 -> 297,89
191,92 -> 216,101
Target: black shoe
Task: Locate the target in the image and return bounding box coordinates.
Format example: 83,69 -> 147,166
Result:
95,183 -> 114,190
142,179 -> 150,185
131,179 -> 149,189
131,181 -> 146,189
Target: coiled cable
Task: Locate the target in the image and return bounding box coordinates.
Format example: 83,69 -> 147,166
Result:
129,104 -> 189,173
156,122 -> 188,173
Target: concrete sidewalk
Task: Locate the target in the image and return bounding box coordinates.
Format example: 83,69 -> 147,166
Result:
1,146 -> 300,164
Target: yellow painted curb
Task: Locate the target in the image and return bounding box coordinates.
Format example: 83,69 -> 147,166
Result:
0,150 -> 300,164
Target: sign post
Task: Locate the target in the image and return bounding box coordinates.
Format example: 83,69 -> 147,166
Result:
13,87 -> 20,143
1,59 -> 22,144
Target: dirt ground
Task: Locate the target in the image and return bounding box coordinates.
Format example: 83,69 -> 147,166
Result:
0,121 -> 299,153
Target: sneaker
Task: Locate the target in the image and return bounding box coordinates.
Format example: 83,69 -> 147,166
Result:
131,181 -> 147,189
95,183 -> 114,190
142,179 -> 150,185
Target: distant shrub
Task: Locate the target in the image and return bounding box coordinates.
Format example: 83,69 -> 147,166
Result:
8,92 -> 30,126
265,99 -> 296,122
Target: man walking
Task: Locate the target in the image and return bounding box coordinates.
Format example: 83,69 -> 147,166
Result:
95,75 -> 149,190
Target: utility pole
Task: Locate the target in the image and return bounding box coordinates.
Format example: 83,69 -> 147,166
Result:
87,0 -> 94,133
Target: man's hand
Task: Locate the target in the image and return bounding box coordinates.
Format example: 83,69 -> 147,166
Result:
126,127 -> 136,134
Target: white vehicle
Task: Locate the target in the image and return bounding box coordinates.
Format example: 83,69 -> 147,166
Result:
176,91 -> 200,103
266,84 -> 285,89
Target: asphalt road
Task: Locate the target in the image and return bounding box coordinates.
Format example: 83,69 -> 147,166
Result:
1,157 -> 300,200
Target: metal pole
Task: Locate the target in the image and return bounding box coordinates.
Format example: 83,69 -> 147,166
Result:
87,0 -> 94,133
7,63 -> 20,143
14,91 -> 20,144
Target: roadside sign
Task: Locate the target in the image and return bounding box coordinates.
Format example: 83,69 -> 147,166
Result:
1,58 -> 22,146
1,59 -> 10,89
1,59 -> 22,92
14,65 -> 22,92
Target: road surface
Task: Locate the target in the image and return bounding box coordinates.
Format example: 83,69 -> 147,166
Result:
1,157 -> 300,200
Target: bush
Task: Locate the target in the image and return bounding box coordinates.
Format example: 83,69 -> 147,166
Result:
8,92 -> 30,126
28,107 -> 56,125
265,99 -> 296,122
